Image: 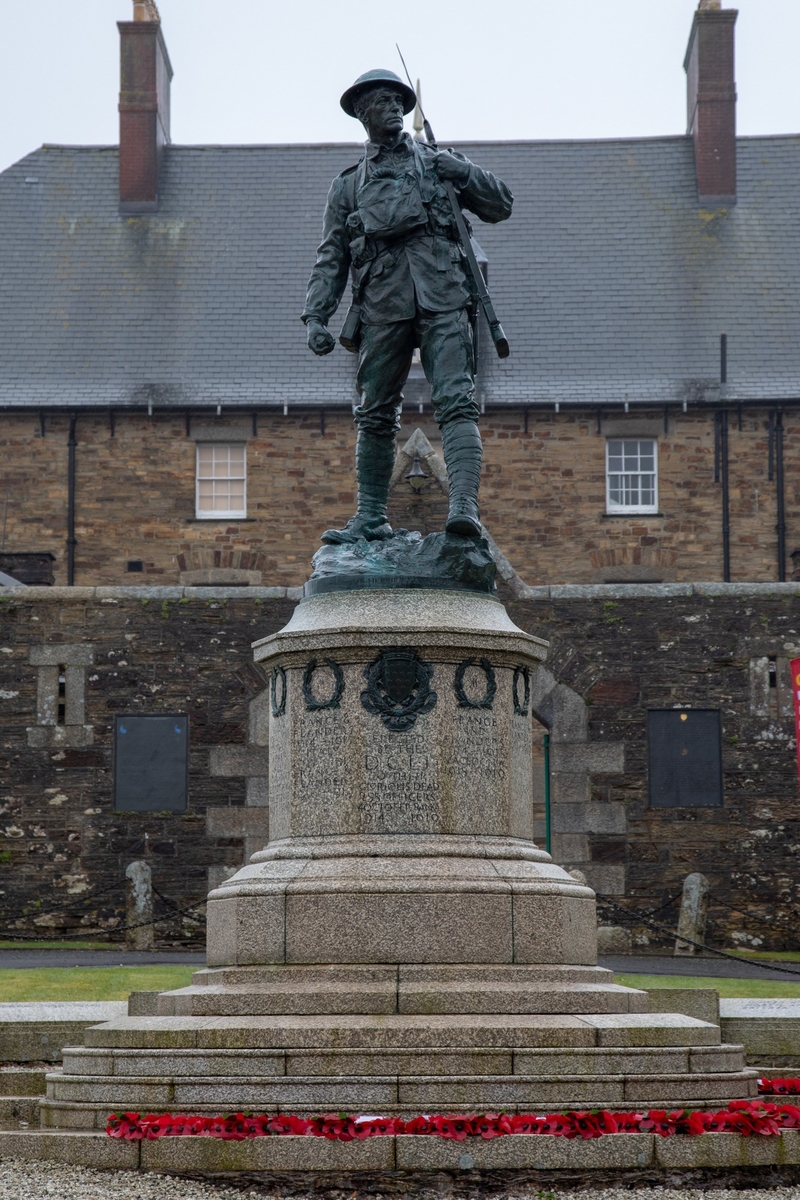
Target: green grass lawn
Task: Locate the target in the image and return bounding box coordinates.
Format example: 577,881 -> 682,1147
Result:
0,965 -> 799,1003
0,940 -> 116,951
725,949 -> 800,962
616,972 -> 800,999
0,965 -> 195,1001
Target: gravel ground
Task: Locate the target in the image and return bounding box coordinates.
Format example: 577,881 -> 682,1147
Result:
3,1166 -> 800,1200
547,1193 -> 800,1200
0,1161 -> 245,1200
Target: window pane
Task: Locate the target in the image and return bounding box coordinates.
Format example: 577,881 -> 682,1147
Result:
212,449 -> 230,478
606,438 -> 657,510
196,444 -> 246,516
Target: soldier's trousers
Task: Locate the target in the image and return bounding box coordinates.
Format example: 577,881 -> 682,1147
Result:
353,308 -> 479,438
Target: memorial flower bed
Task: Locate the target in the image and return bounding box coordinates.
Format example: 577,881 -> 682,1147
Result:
760,1077 -> 800,1095
107,1097 -> 800,1141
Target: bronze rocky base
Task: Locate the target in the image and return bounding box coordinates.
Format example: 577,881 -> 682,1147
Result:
306,531 -> 496,596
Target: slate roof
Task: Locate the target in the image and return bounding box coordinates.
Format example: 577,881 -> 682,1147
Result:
0,135 -> 798,409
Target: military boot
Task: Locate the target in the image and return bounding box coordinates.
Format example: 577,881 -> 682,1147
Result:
442,418 -> 483,539
321,431 -> 395,544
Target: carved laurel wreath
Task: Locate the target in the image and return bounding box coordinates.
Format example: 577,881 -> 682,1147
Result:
513,665 -> 531,716
302,658 -> 345,711
360,649 -> 437,732
270,666 -> 287,718
454,657 -> 497,710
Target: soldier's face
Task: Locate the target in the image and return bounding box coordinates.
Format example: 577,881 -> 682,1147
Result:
358,88 -> 405,142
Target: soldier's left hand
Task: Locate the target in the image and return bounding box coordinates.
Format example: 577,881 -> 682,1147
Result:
433,151 -> 470,185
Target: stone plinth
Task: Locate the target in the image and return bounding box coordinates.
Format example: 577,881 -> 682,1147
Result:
39,586 -> 757,1124
205,589 -> 593,971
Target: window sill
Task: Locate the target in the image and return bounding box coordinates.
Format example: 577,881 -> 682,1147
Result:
189,517 -> 257,523
602,512 -> 665,519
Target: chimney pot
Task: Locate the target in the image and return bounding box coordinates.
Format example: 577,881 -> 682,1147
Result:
133,0 -> 161,21
118,10 -> 172,213
684,5 -> 738,205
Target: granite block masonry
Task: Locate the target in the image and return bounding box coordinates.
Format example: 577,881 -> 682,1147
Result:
40,586 -> 757,1126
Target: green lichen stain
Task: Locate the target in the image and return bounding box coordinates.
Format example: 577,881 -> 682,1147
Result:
696,208 -> 730,240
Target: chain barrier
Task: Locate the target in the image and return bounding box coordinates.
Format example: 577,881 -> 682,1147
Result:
0,897 -> 207,944
596,892 -> 800,979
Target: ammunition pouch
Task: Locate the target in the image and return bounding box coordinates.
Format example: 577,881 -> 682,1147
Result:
339,303 -> 363,353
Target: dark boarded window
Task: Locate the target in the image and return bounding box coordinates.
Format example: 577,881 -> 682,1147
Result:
114,715 -> 188,813
647,710 -> 723,808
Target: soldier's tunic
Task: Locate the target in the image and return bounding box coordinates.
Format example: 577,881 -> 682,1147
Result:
302,133 -> 513,437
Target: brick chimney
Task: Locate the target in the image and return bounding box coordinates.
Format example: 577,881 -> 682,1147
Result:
684,1 -> 738,205
118,0 -> 173,213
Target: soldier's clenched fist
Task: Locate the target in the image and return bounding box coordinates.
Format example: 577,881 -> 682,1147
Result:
306,319 -> 335,356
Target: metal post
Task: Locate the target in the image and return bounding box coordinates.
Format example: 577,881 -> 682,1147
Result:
67,413 -> 77,586
776,410 -> 786,582
543,732 -> 551,855
720,410 -> 730,582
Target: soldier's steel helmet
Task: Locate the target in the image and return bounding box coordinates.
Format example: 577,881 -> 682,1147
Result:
340,69 -> 417,119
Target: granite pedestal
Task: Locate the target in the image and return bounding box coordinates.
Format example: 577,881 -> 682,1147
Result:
40,588 -> 756,1126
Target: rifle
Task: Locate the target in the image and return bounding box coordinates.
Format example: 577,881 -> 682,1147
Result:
397,47 -> 510,359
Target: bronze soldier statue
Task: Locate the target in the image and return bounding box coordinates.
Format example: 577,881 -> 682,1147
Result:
303,69 -> 513,545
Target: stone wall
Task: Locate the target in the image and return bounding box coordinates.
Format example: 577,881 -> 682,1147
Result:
0,582 -> 797,951
1,408 -> 796,588
0,587 -> 296,945
508,583 -> 800,953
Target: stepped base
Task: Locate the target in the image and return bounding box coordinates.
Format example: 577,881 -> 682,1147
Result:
41,1010 -> 757,1128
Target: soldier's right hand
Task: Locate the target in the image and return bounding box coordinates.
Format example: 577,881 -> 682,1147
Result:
306,320 -> 335,356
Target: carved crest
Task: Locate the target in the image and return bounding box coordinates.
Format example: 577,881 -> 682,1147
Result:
270,666 -> 287,718
302,658 -> 345,711
513,665 -> 531,717
454,657 -> 497,710
361,648 -> 437,731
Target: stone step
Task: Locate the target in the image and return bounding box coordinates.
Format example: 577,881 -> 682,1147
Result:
46,1070 -> 760,1110
159,982 -> 648,1017
189,964 -> 617,988
58,1043 -> 746,1080
0,1067 -> 47,1096
166,963 -> 631,1017
9,1124 -> 800,1172
0,1002 -> 127,1062
0,1096 -> 41,1124
84,1011 -> 723,1052
41,1066 -> 758,1128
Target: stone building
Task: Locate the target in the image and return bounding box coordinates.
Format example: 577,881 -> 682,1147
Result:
1,1 -> 799,952
0,1 -> 798,590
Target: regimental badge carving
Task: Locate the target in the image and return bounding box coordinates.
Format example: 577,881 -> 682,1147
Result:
361,648 -> 437,732
270,666 -> 287,718
513,665 -> 531,716
302,658 -> 345,711
454,657 -> 497,710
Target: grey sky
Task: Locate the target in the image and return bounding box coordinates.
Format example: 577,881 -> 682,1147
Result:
1,0 -> 799,174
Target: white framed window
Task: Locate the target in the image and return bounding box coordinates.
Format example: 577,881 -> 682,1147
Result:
606,439 -> 658,514
195,443 -> 247,519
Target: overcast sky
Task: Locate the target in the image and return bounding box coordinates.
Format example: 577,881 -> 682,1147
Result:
1,0 -> 799,173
